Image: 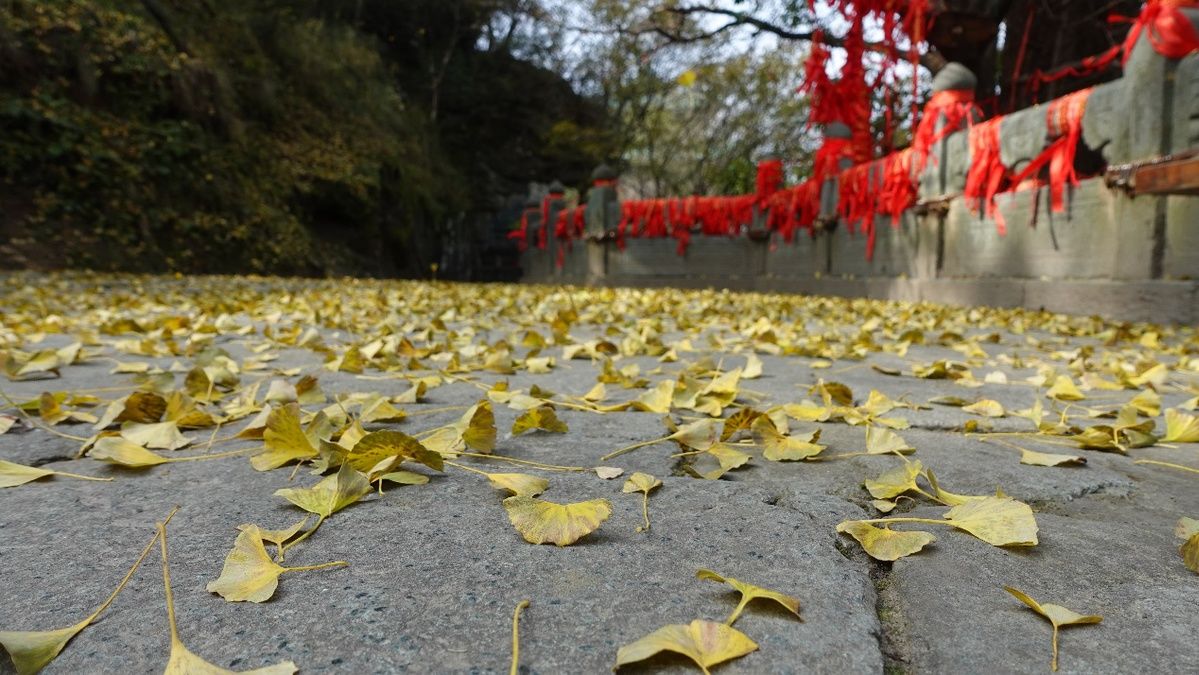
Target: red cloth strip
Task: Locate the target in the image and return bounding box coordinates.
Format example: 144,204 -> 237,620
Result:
1011,88 -> 1091,215
912,89 -> 980,173
964,118 -> 1010,236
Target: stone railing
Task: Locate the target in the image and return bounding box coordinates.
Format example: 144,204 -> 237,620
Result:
519,9 -> 1199,324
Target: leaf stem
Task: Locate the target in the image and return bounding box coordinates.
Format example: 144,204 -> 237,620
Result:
1051,625 -> 1060,671
88,505 -> 178,623
856,517 -> 948,527
639,493 -> 651,532
1135,459 -> 1199,475
0,389 -> 91,442
455,452 -> 585,472
444,460 -> 491,477
280,515 -> 326,555
283,560 -> 348,574
726,596 -> 752,626
601,436 -> 667,461
50,469 -> 113,482
510,599 -> 530,675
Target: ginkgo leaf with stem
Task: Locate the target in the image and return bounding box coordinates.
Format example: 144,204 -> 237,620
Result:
840,496 -> 1038,553
88,437 -> 253,468
601,419 -> 718,461
274,463 -> 371,554
158,521 -> 298,674
696,569 -> 800,625
1176,517 -> 1199,573
1004,586 -> 1101,671
0,507 -> 175,675
0,459 -> 111,489
622,472 -> 662,532
502,496 -> 611,546
509,600 -> 529,675
614,619 -> 757,674
206,528 -> 346,602
446,460 -> 548,497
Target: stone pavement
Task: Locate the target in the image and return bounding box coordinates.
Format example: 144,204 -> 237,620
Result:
0,274 -> 1196,674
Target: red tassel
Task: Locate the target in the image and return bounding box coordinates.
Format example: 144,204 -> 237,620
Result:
912,90 -> 980,173
964,118 -> 1010,236
1123,1 -> 1199,65
755,160 -> 784,204
1011,88 -> 1091,215
879,149 -> 917,226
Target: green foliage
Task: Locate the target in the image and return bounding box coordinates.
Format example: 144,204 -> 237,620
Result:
0,0 -> 606,275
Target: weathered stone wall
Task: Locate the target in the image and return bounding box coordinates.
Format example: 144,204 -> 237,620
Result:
523,23 -> 1199,324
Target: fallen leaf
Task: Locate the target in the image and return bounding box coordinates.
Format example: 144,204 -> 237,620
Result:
1019,449 -> 1087,467
942,497 -> 1039,547
752,417 -> 824,461
695,569 -> 800,625
511,405 -> 568,436
0,515 -> 164,674
864,460 -> 923,500
274,463 -> 371,519
1176,517 -> 1199,573
614,619 -> 757,673
963,399 -> 1005,418
206,529 -> 346,603
488,473 -> 549,497
622,472 -> 662,531
1004,586 -> 1101,671
251,404 -> 319,471
502,496 -> 611,546
594,466 -> 624,480
345,429 -> 442,475
0,459 -> 110,488
865,427 -> 915,455
158,521 -> 298,674
835,521 -> 936,561
120,420 -> 189,451
1047,376 -> 1085,401
1163,409 -> 1199,443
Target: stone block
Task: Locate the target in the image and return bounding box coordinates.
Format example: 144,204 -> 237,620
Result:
941,178 -> 1117,280
1082,80 -> 1131,164
1164,194 -> 1199,280
999,103 -> 1049,173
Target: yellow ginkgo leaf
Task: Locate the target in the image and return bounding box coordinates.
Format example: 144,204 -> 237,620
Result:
1175,518 -> 1199,573
963,399 -> 1005,418
630,380 -> 674,413
251,404 -> 319,471
345,429 -> 442,475
752,417 -> 824,461
686,443 -> 752,480
120,420 -> 189,450
1129,389 -> 1161,417
511,405 -> 568,436
0,459 -> 109,488
622,472 -> 662,531
90,437 -> 170,467
206,529 -> 345,603
676,69 -> 698,87
1004,586 -> 1101,671
696,569 -> 800,625
835,521 -> 936,561
487,473 -> 549,497
0,513 -> 166,675
865,426 -> 915,455
1047,376 -> 1085,401
1163,409 -> 1199,443
1019,449 -> 1087,467
158,522 -> 298,674
668,418 -> 720,451
742,353 -> 763,379
922,468 -> 991,507
502,496 -> 612,546
422,401 -> 497,456
942,497 -> 1039,546
274,463 -> 371,520
864,460 -> 923,499
594,466 -> 624,480
614,619 -> 757,673
237,519 -> 309,560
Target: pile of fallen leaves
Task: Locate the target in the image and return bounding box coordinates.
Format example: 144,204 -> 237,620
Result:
0,271 -> 1197,673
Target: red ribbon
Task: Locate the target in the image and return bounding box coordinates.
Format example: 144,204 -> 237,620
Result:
912,89 -> 979,173
507,210 -> 531,251
1011,88 -> 1091,215
964,118 -> 1010,236
755,160 -> 784,204
1122,0 -> 1199,65
879,149 -> 917,227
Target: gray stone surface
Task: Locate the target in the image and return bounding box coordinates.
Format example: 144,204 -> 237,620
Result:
3,280 -> 1198,673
